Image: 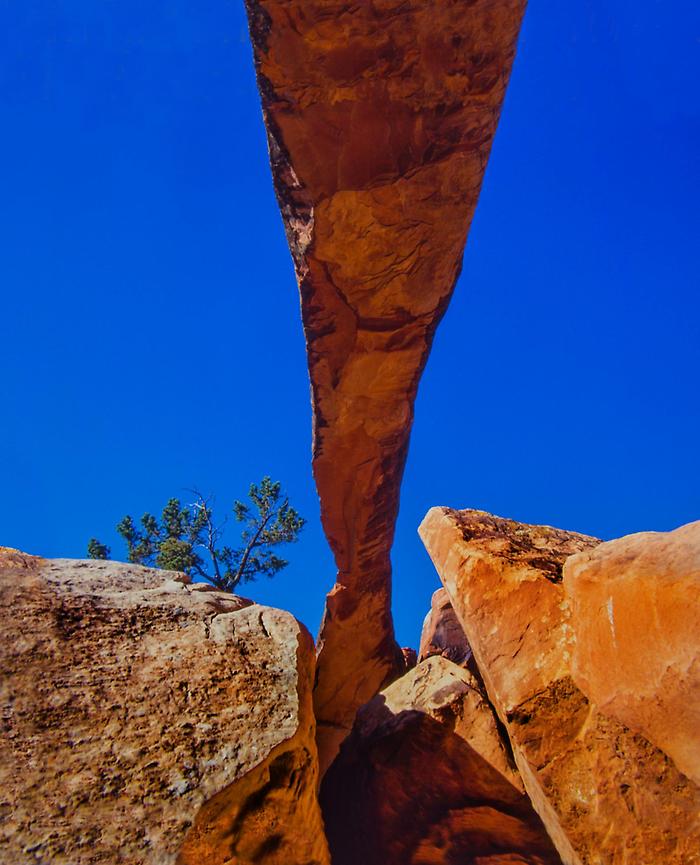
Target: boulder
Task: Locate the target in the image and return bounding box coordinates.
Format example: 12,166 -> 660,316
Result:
563,519 -> 700,786
419,508 -> 700,865
0,550 -> 329,865
419,587 -> 472,666
401,646 -> 418,671
244,0 -> 528,773
320,655 -> 561,865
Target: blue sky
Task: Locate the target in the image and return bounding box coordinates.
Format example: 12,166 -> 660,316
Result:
2,1 -> 698,647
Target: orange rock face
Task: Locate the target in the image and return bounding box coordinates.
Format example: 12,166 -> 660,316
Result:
244,0 -> 527,772
419,586 -> 472,666
320,656 -> 562,865
0,552 -> 329,865
563,520 -> 700,787
419,508 -> 700,865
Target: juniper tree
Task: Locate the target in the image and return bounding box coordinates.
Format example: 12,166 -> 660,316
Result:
215,476 -> 306,592
86,538 -> 110,560
87,478 -> 305,594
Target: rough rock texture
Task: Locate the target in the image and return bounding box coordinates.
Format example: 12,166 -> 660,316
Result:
419,508 -> 700,865
419,586 -> 472,666
0,550 -> 329,865
563,520 -> 700,786
401,646 -> 418,671
244,0 -> 527,772
320,655 -> 562,865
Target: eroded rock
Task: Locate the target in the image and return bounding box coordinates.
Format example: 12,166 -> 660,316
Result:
419,508 -> 700,865
244,0 -> 528,772
419,586 -> 472,666
320,655 -> 561,865
401,646 -> 418,671
563,519 -> 700,786
0,551 -> 329,865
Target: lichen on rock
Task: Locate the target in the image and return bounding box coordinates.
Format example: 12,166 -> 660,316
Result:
0,551 -> 329,865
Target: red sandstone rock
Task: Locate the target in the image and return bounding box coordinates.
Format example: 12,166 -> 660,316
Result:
401,645 -> 418,670
419,508 -> 700,865
563,520 -> 700,786
320,656 -> 561,865
244,0 -> 527,773
419,586 -> 472,666
0,552 -> 329,865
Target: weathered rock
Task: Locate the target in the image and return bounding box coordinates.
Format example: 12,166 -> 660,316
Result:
244,0 -> 527,772
419,508 -> 700,865
419,586 -> 472,666
0,551 -> 329,865
320,655 -> 562,865
401,645 -> 418,671
564,520 -> 700,786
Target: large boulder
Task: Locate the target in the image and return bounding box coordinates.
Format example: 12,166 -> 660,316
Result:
419,509 -> 700,865
0,549 -> 329,865
419,587 -> 472,666
244,0 -> 528,773
320,655 -> 562,865
563,520 -> 700,786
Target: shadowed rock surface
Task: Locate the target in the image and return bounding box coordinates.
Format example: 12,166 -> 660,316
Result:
564,520 -> 700,786
243,0 -> 528,773
419,509 -> 700,865
419,586 -> 472,666
401,645 -> 418,671
0,550 -> 329,865
320,656 -> 562,865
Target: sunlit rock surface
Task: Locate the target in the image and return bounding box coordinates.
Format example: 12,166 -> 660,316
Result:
320,655 -> 562,865
419,509 -> 700,865
419,586 -> 472,666
0,550 -> 329,865
244,0 -> 528,772
564,519 -> 700,787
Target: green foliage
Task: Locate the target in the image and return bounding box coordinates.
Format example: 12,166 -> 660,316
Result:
156,537 -> 201,573
87,478 -> 305,594
216,477 -> 306,591
87,538 -> 110,560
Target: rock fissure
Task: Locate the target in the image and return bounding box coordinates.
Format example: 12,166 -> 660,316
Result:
320,656 -> 562,865
419,507 -> 700,865
3,5 -> 695,863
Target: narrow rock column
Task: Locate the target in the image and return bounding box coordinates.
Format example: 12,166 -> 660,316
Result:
244,0 -> 527,773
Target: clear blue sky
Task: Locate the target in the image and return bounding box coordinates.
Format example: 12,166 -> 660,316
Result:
2,2 -> 698,647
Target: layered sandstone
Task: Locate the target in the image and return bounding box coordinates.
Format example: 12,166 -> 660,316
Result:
563,520 -> 700,786
244,0 -> 528,772
419,586 -> 472,666
0,550 -> 329,865
321,655 -> 561,865
419,508 -> 700,865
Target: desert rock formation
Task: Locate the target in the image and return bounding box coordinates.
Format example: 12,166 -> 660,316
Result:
563,520 -> 700,786
419,586 -> 472,666
419,508 -> 700,865
244,0 -> 528,773
320,655 -> 561,865
3,1 -> 697,860
0,550 -> 329,865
